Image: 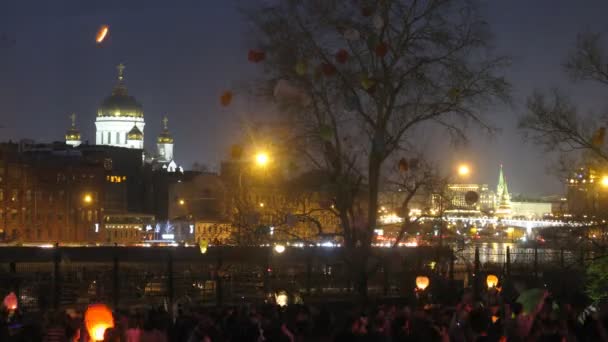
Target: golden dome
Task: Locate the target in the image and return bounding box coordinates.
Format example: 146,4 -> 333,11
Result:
127,125 -> 143,140
65,113 -> 80,141
157,116 -> 173,144
97,64 -> 144,118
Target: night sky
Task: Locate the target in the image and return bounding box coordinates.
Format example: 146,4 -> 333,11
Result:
1,0 -> 607,196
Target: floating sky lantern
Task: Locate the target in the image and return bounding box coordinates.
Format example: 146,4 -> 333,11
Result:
486,274 -> 499,289
375,42 -> 389,58
248,49 -> 265,63
275,291 -> 289,307
3,292 -> 17,310
220,91 -> 233,107
416,276 -> 430,291
96,25 -> 109,44
199,239 -> 208,254
335,49 -> 349,64
85,304 -> 114,341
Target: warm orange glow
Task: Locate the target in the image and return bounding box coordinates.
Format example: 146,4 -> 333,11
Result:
602,175 -> 608,187
3,292 -> 17,310
85,304 -> 114,341
255,152 -> 269,167
179,199 -> 185,206
96,25 -> 109,43
486,274 -> 499,289
458,164 -> 470,177
415,276 -> 430,291
83,194 -> 93,204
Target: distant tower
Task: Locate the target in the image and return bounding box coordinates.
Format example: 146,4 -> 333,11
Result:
157,116 -> 174,163
65,113 -> 81,147
495,164 -> 512,217
126,124 -> 144,149
95,63 -> 145,148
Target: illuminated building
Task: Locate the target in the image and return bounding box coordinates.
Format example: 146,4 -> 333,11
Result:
0,142 -> 105,243
94,64 -> 146,150
65,113 -> 81,147
495,164 -> 512,217
157,117 -> 174,163
566,167 -> 608,217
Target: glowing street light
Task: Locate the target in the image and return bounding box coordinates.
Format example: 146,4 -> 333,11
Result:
601,175 -> 608,187
255,152 -> 270,167
458,164 -> 470,177
178,199 -> 186,206
83,193 -> 93,204
274,244 -> 286,254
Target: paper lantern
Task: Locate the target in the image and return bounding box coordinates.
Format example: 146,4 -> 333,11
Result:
199,240 -> 208,254
295,61 -> 308,76
248,49 -> 265,63
361,7 -> 373,17
343,28 -> 360,41
361,75 -> 375,91
85,304 -> 114,341
398,158 -> 409,172
96,25 -> 109,44
486,274 -> 499,289
373,14 -> 384,30
321,63 -> 336,77
335,49 -> 349,64
3,292 -> 17,310
375,42 -> 389,58
448,87 -> 461,101
220,91 -> 233,107
275,291 -> 289,307
415,276 -> 430,291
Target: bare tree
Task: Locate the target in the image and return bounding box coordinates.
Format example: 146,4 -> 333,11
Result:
244,0 -> 509,299
520,32 -> 608,163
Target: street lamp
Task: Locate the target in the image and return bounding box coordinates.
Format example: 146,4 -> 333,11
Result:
274,244 -> 286,254
83,193 -> 93,204
458,164 -> 471,177
178,199 -> 185,206
255,152 -> 269,167
601,175 -> 608,187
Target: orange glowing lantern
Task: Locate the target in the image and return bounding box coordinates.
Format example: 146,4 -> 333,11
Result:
486,274 -> 499,289
415,276 -> 430,291
85,304 -> 114,341
3,292 -> 17,310
96,25 -> 109,44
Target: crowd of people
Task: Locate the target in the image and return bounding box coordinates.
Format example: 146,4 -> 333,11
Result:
1,289 -> 607,341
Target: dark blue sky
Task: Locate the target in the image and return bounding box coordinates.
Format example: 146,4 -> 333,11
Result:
1,0 -> 607,196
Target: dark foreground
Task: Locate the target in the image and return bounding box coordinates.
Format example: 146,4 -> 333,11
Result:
2,289 -> 608,342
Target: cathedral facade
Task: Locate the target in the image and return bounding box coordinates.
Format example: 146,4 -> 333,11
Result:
65,64 -> 175,165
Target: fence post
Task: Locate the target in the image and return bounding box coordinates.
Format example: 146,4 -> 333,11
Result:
167,250 -> 174,317
534,246 -> 538,278
306,250 -> 312,296
383,257 -> 389,297
112,254 -> 119,309
449,250 -> 455,282
506,246 -> 511,276
9,261 -> 19,300
473,246 -> 480,300
263,248 -> 270,294
216,248 -> 223,306
53,243 -> 61,309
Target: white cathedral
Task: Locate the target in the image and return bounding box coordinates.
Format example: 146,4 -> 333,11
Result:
64,64 -> 176,166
